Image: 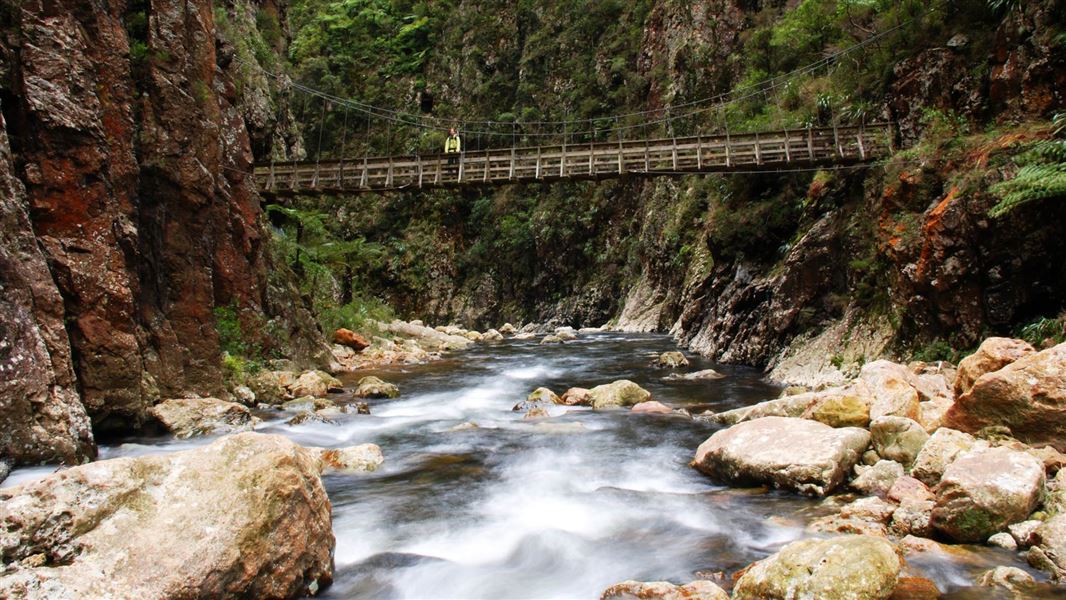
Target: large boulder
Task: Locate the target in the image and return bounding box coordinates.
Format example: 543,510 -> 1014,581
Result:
588,380 -> 651,409
860,361 -> 921,421
656,351 -> 689,368
354,376 -> 400,399
600,580 -> 728,600
381,320 -> 472,351
332,328 -> 369,351
931,446 -> 1045,542
691,416 -> 870,496
560,387 -> 592,406
246,370 -> 292,405
944,343 -> 1066,451
527,387 -> 562,405
955,337 -> 1035,396
288,370 -> 343,398
910,428 -> 978,486
0,433 -> 333,598
869,416 -> 928,466
851,460 -> 904,498
732,535 -> 901,599
1029,514 -> 1066,580
146,397 -> 258,439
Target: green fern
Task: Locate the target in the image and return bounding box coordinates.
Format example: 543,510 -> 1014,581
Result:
989,114 -> 1066,218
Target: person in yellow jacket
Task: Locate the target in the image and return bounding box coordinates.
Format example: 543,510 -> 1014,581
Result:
444,127 -> 462,166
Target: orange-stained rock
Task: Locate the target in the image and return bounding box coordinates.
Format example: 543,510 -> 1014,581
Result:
0,433 -> 333,598
333,328 -> 370,351
954,337 -> 1035,397
600,579 -> 729,600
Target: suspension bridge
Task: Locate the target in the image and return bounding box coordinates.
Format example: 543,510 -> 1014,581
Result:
255,123 -> 893,195
251,15 -> 914,197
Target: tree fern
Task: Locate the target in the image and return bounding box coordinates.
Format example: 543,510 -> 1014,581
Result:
989,114 -> 1066,218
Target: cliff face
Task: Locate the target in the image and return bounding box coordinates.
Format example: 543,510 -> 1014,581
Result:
0,0 -> 328,458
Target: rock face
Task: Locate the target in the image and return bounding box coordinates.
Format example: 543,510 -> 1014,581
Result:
0,433 -> 333,598
691,416 -> 870,496
600,580 -> 729,600
0,108 -> 94,465
0,0 -> 329,439
732,535 -> 901,600
931,447 -> 1045,542
945,343 -> 1066,451
588,380 -> 651,409
146,397 -> 257,439
954,337 -> 1035,396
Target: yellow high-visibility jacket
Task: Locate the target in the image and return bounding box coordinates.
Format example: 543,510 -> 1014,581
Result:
444,134 -> 461,153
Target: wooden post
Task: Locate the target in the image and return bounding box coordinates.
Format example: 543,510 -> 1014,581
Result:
360,157 -> 368,189
784,130 -> 791,163
509,147 -> 516,180
268,161 -> 276,192
560,140 -> 567,177
754,132 -> 762,165
435,155 -> 442,184
696,134 -> 702,170
724,125 -> 733,168
857,132 -> 866,160
617,135 -> 624,174
458,153 -> 464,182
806,127 -> 815,161
536,146 -> 542,179
671,136 -> 678,170
386,157 -> 394,187
417,156 -> 424,188
588,141 -> 595,175
833,122 -> 842,157
483,153 -> 489,182
644,138 -> 650,172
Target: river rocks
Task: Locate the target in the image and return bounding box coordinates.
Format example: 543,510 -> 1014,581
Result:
806,393 -> 871,428
354,376 -> 400,399
0,460 -> 10,486
692,416 -> 870,496
286,411 -> 337,426
1010,519 -> 1043,547
540,335 -> 564,344
987,532 -> 1018,550
527,387 -> 562,405
482,329 -> 504,341
289,370 -> 344,398
732,535 -> 901,600
588,380 -> 651,409
852,460 -> 904,498
890,498 -> 935,537
888,476 -> 935,504
310,444 -> 384,474
600,580 -> 728,600
631,401 -> 673,415
955,337 -> 1035,396
282,396 -> 335,412
656,351 -> 689,368
333,328 -> 370,351
499,323 -> 516,335
931,446 -> 1045,542
246,370 -> 292,405
977,566 -> 1035,592
944,343 -> 1066,452
861,360 -> 921,421
665,369 -> 727,381
910,428 -> 978,486
1029,514 -> 1066,580
382,320 -> 472,351
555,330 -> 577,341
560,387 -> 592,406
0,433 -> 333,598
514,332 -> 537,340
870,417 -> 929,466
232,385 -> 256,406
524,407 -> 550,419
146,398 -> 257,439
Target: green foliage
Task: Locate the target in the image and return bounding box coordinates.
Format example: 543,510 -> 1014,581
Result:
989,114 -> 1066,218
318,297 -> 395,334
1015,314 -> 1066,347
912,339 -> 964,363
214,304 -> 252,357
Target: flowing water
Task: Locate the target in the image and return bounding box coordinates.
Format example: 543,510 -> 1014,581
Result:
5,333 -> 1053,598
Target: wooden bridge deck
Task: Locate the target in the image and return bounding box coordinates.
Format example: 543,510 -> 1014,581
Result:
255,123 -> 893,196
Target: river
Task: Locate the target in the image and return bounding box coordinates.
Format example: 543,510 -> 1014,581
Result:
5,332 -> 1047,598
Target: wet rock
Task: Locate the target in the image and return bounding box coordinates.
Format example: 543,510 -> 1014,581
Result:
524,407 -> 550,419
527,387 -> 562,405
656,351 -> 690,368
977,566 -> 1035,592
555,330 -> 577,341
988,532 -> 1018,550
282,396 -> 335,412
954,337 -> 1035,397
692,416 -> 870,496
289,370 -> 343,397
286,411 -> 338,426
482,329 -> 504,341
631,401 -> 673,415
861,360 -> 921,422
732,535 -> 901,600
0,433 -> 333,598
382,320 -> 472,351
945,343 -> 1066,452
890,577 -> 941,600
810,497 -> 895,538
232,385 -> 256,406
513,332 -> 537,340
890,499 -> 935,537
600,579 -> 729,600
560,387 -> 593,406
146,398 -> 257,439
354,376 -> 400,399
806,394 -> 871,428
499,323 -> 516,335
540,335 -> 564,345
1028,514 -> 1066,580
0,460 -> 10,486
310,444 -> 384,474
589,380 -> 651,409
333,328 -> 370,351
870,417 -> 929,467
1009,520 -> 1043,547
665,369 -> 726,381
911,428 -> 978,486
246,370 -> 292,405
888,476 -> 935,505
932,446 -> 1045,542
852,460 -> 904,498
